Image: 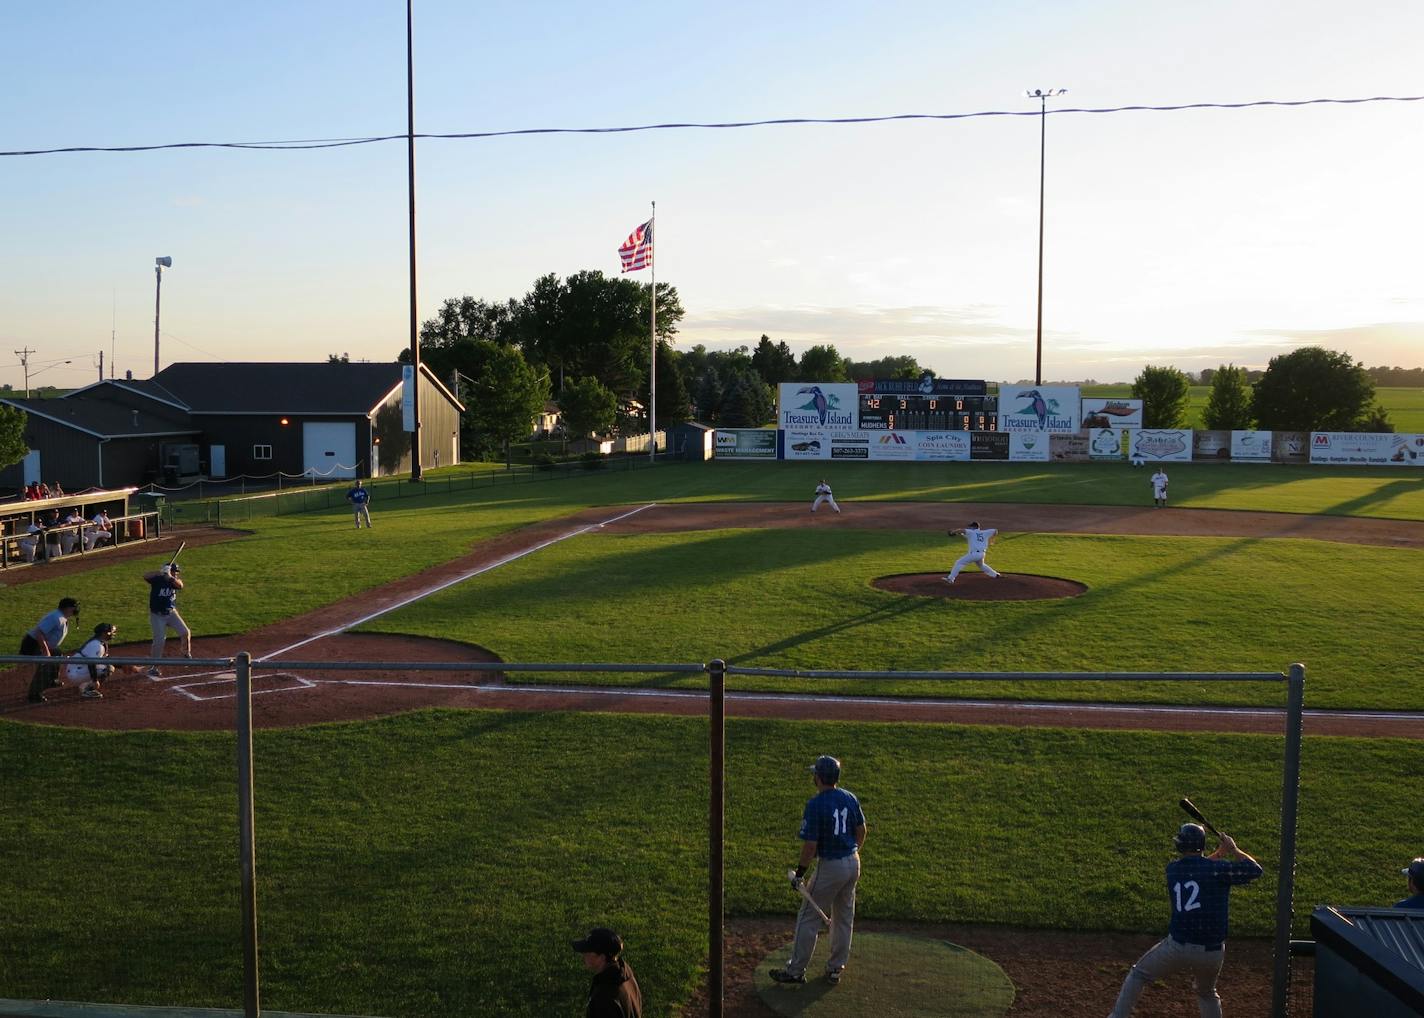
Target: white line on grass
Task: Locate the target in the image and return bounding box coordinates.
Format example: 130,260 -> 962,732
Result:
237,502 -> 656,664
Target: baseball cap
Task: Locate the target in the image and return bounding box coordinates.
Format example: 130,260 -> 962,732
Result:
1402,859 -> 1424,883
58,597 -> 80,615
968,521 -> 980,529
571,927 -> 623,957
809,755 -> 841,784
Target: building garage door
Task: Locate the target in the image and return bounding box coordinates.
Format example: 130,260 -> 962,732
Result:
302,422 -> 357,480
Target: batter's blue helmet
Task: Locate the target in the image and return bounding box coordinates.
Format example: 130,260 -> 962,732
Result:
1175,823 -> 1207,852
810,755 -> 841,784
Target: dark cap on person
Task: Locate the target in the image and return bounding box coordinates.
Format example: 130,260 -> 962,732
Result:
572,927 -> 623,957
1402,859 -> 1424,883
58,597 -> 80,614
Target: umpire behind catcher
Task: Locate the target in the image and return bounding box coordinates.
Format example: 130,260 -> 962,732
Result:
1108,822 -> 1262,1018
571,926 -> 641,1018
770,754 -> 867,987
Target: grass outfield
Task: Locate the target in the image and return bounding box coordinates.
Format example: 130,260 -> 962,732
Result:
0,711 -> 1413,1016
363,528 -> 1422,711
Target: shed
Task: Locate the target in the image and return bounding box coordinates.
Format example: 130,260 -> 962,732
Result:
670,421 -> 715,462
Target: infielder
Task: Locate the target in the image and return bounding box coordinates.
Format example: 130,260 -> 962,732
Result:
769,755 -> 867,987
944,521 -> 999,584
347,480 -> 372,528
811,480 -> 840,514
1108,823 -> 1262,1018
144,564 -> 190,677
1151,468 -> 1169,508
62,622 -> 132,700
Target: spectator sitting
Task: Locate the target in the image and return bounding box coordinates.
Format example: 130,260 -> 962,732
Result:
86,510 -> 114,550
37,483 -> 51,500
1397,859 -> 1424,909
50,482 -> 65,497
24,482 -> 41,500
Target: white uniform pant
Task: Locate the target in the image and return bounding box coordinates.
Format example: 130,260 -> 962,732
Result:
1153,486 -> 1168,505
811,494 -> 840,513
948,552 -> 999,581
1109,936 -> 1225,1018
151,610 -> 192,660
785,853 -> 860,976
353,504 -> 372,528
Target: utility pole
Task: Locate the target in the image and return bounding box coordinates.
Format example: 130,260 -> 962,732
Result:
14,347 -> 34,398
98,350 -> 104,383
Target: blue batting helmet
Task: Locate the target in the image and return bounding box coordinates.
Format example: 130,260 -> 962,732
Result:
1175,823 -> 1207,852
810,755 -> 841,784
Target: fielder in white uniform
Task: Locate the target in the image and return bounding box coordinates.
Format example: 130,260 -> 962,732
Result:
62,622 -> 121,699
1151,468 -> 1169,508
811,480 -> 841,514
945,521 -> 1000,583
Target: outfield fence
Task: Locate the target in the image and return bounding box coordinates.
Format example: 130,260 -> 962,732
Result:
159,455 -> 668,527
1,654 -> 1307,1018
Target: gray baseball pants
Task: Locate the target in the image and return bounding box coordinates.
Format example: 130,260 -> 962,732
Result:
785,852 -> 860,976
1109,936 -> 1225,1018
150,610 -> 192,660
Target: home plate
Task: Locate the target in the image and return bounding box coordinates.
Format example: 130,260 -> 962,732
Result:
171,671 -> 318,702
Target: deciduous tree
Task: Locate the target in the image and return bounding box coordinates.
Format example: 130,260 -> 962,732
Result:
1132,365 -> 1192,428
1202,364 -> 1253,430
1251,347 -> 1379,432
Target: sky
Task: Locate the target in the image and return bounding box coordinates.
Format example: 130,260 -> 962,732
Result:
2,1 -> 1422,391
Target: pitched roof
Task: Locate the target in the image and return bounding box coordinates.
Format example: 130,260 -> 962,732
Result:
1,397 -> 199,439
151,362 -> 462,414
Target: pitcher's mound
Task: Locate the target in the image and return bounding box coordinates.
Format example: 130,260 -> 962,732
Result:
755,931 -> 1014,1016
873,572 -> 1088,601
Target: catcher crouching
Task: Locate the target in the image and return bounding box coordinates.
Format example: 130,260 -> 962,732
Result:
62,623 -> 139,700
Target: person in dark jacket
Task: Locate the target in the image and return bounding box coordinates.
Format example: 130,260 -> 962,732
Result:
572,927 -> 642,1018
1396,858 -> 1424,909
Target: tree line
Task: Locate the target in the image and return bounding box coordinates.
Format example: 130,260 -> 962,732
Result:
1132,347 -> 1395,432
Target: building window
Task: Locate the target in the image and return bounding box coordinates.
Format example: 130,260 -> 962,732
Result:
253,444 -> 273,460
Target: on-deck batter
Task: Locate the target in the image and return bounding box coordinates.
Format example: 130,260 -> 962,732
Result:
945,521 -> 999,584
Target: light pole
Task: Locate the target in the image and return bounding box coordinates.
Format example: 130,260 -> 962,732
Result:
22,358 -> 73,398
154,256 -> 172,378
1024,88 -> 1065,387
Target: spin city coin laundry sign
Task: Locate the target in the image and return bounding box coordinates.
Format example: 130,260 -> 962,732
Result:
997,386 -> 1081,433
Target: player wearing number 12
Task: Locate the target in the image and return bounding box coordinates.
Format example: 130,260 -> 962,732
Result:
1108,822 -> 1263,1018
769,755 -> 867,987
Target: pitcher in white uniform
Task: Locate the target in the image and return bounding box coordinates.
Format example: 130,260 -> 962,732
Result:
945,521 -> 999,583
811,480 -> 841,514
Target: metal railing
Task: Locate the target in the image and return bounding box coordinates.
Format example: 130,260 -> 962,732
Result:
0,510 -> 161,570
0,654 -> 1306,1018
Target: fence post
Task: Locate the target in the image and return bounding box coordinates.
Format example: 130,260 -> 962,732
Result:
1271,663 -> 1305,1018
708,658 -> 726,1018
235,651 -> 261,1018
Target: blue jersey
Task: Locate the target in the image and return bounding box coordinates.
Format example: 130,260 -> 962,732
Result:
148,575 -> 179,615
798,788 -> 865,861
1395,894 -> 1424,909
29,609 -> 70,649
1165,854 -> 1263,948
348,486 -> 370,505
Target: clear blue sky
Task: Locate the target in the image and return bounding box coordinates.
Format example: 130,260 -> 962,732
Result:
3,0 -> 1422,389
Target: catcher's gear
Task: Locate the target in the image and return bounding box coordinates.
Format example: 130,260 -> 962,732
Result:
1175,823 -> 1207,852
93,622 -> 117,639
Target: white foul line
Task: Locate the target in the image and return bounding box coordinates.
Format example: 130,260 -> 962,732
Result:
258,502 -> 657,663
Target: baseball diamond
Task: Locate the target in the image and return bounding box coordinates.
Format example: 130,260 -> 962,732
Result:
2,462 -> 1422,1018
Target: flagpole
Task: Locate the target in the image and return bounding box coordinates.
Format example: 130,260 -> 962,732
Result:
649,200 -> 657,462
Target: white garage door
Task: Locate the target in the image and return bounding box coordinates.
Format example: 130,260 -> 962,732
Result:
302,422 -> 357,480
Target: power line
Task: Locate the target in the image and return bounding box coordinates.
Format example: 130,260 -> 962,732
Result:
2,93 -> 1421,157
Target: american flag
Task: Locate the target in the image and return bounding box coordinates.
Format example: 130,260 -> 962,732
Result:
617,218 -> 654,272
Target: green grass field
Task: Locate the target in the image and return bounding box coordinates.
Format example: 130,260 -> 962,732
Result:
1080,383 -> 1424,432
0,711 -> 1415,1016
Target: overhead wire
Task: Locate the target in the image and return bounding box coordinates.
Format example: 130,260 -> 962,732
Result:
1,94 -> 1420,157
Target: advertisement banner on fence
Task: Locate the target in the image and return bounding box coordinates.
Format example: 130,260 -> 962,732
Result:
830,433 -> 871,460
868,431 -> 915,461
1088,428 -> 1128,460
1193,430 -> 1232,460
914,431 -> 972,461
998,385 -> 1081,433
1081,398 -> 1143,429
1050,432 -> 1089,461
1130,429 -> 1194,462
1231,430 -> 1273,462
779,382 -> 859,432
971,432 -> 1010,461
401,365 -> 416,432
712,429 -> 777,460
783,429 -> 830,460
1309,432 -> 1424,466
1272,431 -> 1308,464
1010,432 -> 1050,461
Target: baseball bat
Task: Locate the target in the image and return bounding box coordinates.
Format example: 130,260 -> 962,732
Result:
167,541 -> 187,567
1179,797 -> 1224,838
787,870 -> 831,928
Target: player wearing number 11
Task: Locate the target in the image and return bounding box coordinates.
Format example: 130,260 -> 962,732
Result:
1108,822 -> 1263,1018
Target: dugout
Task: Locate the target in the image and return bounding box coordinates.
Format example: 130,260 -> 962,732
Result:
0,487 -> 154,569
1310,906 -> 1424,1016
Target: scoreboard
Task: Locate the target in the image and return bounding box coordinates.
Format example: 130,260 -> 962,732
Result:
856,378 -> 997,431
